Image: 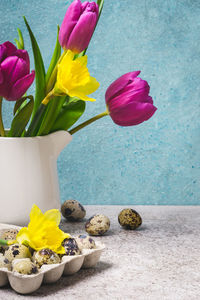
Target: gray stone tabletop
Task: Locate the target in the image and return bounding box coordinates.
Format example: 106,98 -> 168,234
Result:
1,205 -> 200,300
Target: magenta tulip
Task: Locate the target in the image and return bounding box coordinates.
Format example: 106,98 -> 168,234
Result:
59,0 -> 99,53
105,71 -> 157,126
0,41 -> 35,101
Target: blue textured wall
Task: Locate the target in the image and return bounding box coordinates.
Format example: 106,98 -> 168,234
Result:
0,0 -> 200,205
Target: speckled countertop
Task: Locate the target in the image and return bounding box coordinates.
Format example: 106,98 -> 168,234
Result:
1,206 -> 200,300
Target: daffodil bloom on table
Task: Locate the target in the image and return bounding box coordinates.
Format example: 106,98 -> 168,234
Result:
53,50 -> 99,102
16,204 -> 70,254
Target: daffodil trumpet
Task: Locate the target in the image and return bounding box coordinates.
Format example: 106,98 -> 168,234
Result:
54,50 -> 99,102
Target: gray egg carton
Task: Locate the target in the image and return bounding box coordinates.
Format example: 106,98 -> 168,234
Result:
0,223 -> 105,294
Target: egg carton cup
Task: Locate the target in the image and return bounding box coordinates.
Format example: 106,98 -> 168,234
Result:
0,223 -> 105,294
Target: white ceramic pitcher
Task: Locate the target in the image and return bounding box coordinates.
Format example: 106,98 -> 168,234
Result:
0,130 -> 72,225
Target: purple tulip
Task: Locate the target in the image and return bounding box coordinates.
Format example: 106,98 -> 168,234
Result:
105,71 -> 157,126
59,0 -> 99,53
0,41 -> 35,101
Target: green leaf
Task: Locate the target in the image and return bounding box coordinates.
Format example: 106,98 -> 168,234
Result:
97,0 -> 104,18
17,28 -> 24,49
37,95 -> 67,136
14,38 -> 22,50
13,96 -> 29,115
14,28 -> 24,49
25,103 -> 47,137
8,97 -> 34,137
23,16 -> 46,118
45,26 -> 61,91
50,100 -> 86,132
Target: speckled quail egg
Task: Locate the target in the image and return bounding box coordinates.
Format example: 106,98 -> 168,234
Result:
0,229 -> 19,253
4,244 -> 31,262
62,238 -> 81,255
1,229 -> 19,240
118,208 -> 142,230
85,214 -> 110,236
61,199 -> 86,221
33,248 -> 60,267
0,253 -> 11,270
75,235 -> 96,251
12,258 -> 38,275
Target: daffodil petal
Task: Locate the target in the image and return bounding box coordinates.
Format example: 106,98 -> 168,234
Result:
68,90 -> 96,101
76,55 -> 87,67
44,209 -> 61,226
15,204 -> 71,254
29,204 -> 43,223
56,245 -> 66,255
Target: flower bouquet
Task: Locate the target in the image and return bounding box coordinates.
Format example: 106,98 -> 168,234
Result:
0,0 -> 156,138
0,0 -> 157,225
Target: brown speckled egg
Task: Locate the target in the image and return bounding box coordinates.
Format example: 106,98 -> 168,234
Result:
4,244 -> 31,262
75,235 -> 96,250
85,214 -> 110,236
1,229 -> 19,240
118,209 -> 142,230
33,248 -> 60,267
62,238 -> 81,255
0,253 -> 11,270
61,199 -> 86,221
12,258 -> 38,275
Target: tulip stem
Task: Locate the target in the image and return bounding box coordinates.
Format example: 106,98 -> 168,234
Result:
26,91 -> 55,136
0,97 -> 5,137
69,111 -> 109,135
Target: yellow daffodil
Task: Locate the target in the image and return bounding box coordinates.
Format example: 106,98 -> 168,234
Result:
16,205 -> 70,254
55,50 -> 100,102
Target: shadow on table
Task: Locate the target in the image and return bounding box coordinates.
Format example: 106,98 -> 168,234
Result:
29,261 -> 113,297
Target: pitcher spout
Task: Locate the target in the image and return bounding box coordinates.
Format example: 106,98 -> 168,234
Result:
48,130 -> 72,157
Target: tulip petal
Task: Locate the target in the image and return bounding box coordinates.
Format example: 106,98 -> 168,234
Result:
146,96 -> 153,104
10,57 -> 30,83
0,44 -> 7,63
1,56 -> 18,79
1,55 -> 30,89
81,1 -> 90,12
59,0 -> 82,49
67,11 -> 97,53
0,68 -> 3,84
0,41 -> 34,101
15,49 -> 30,70
2,41 -> 17,57
110,101 -> 157,126
108,86 -> 150,112
8,70 -> 35,101
105,71 -> 141,103
0,83 -> 9,99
